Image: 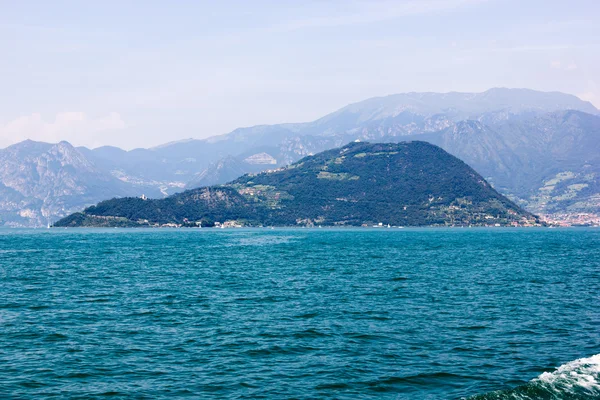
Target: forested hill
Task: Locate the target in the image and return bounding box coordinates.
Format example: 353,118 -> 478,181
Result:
54,141 -> 539,227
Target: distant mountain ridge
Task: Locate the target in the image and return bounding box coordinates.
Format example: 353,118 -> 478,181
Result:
1,88 -> 598,226
54,142 -> 539,228
415,110 -> 600,213
0,140 -> 169,226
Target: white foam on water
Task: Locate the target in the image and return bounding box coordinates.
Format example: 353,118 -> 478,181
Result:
533,353 -> 600,395
467,354 -> 600,399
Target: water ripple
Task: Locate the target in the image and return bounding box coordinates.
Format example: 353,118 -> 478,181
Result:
0,228 -> 599,399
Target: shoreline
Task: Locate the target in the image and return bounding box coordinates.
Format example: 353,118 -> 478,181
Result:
3,225 -> 596,231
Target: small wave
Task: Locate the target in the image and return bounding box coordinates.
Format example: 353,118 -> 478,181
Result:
455,325 -> 488,331
0,249 -> 42,254
235,235 -> 300,246
468,354 -> 600,399
44,333 -> 69,342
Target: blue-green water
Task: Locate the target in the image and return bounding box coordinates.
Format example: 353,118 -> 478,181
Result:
1,228 -> 599,399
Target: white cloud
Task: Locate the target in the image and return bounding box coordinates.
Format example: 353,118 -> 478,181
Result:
0,112 -> 126,149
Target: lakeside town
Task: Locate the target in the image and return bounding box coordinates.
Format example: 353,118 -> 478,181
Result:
148,215 -> 599,229
540,212 -> 600,227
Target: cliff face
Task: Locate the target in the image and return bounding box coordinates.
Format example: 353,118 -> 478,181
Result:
0,141 -> 135,226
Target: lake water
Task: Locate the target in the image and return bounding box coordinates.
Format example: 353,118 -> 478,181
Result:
1,228 -> 599,399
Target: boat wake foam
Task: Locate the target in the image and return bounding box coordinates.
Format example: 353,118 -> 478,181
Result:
468,354 -> 600,399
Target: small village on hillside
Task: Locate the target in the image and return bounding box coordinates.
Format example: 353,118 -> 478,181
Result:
541,213 -> 600,227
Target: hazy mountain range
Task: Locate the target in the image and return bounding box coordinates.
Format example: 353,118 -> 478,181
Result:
1,88 -> 598,227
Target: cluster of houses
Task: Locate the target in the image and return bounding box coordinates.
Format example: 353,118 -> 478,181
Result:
541,213 -> 600,227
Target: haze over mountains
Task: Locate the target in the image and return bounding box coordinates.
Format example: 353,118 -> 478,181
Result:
1,88 -> 598,227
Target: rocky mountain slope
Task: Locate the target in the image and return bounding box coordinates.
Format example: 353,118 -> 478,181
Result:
416,110 -> 600,214
54,142 -> 538,228
0,141 -> 162,226
2,88 -> 598,226
181,90 -> 600,215
79,88 -> 600,192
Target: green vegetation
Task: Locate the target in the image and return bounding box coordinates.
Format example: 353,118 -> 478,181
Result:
54,142 -> 539,228
317,172 -> 359,180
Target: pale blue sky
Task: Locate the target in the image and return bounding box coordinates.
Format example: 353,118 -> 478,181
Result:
1,0 -> 598,149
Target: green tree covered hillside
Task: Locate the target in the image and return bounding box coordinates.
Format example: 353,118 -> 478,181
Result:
54,142 -> 539,227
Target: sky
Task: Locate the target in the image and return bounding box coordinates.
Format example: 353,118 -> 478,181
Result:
0,0 -> 599,149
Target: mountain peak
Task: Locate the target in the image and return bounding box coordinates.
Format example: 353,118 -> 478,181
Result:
340,88 -> 597,118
